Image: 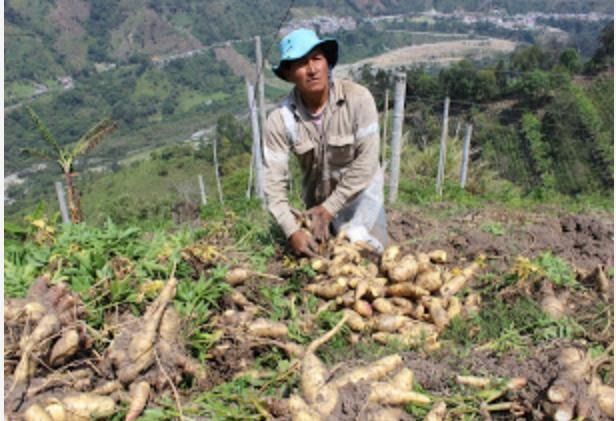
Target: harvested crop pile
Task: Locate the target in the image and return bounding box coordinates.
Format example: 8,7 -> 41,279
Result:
5,275 -> 92,413
303,234 -> 484,349
99,275 -> 207,414
4,275 -> 206,420
289,315 -> 435,420
542,346 -> 614,419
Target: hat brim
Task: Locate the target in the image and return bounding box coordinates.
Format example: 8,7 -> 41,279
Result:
272,39 -> 338,81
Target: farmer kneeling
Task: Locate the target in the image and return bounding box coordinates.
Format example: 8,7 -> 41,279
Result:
264,28 -> 388,257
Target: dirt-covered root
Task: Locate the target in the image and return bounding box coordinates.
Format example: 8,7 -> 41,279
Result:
4,276 -> 89,413
22,393 -> 116,421
209,287 -> 308,368
542,346 -> 614,419
101,277 -> 207,392
578,265 -> 613,301
287,315 -> 438,420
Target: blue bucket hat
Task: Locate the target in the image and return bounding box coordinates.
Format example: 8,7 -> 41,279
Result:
272,28 -> 338,81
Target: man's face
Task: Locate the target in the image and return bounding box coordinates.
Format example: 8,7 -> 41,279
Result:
285,48 -> 329,95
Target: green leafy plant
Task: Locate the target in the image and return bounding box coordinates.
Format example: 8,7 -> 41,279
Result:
23,106 -> 118,223
533,251 -> 577,287
175,268 -> 230,361
480,221 -> 506,236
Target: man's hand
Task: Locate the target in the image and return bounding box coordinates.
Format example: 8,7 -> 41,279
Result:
289,230 -> 319,257
306,205 -> 333,244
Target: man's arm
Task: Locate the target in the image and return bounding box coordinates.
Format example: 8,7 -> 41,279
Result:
263,111 -> 301,238
322,86 -> 380,217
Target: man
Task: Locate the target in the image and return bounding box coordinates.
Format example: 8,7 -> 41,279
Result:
263,28 -> 387,257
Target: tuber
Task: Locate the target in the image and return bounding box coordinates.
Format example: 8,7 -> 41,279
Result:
387,255 -> 418,283
248,318 -> 289,338
428,250 -> 448,263
387,283 -> 429,298
126,381 -> 150,421
416,269 -> 443,292
425,401 -> 447,421
225,268 -> 250,286
368,384 -> 431,405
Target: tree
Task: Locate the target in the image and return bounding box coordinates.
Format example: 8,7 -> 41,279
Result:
588,21 -> 614,72
516,69 -> 552,105
559,48 -> 582,74
23,107 -> 118,223
521,112 -> 554,188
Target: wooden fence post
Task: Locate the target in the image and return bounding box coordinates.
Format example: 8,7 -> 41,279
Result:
54,181 -> 71,224
213,136 -> 224,205
198,174 -> 207,205
388,73 -> 406,204
436,96 -> 450,197
459,124 -> 473,188
255,35 -> 266,141
245,79 -> 264,200
381,88 -> 389,166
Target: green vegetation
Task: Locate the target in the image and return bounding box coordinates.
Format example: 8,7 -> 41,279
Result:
361,28 -> 614,204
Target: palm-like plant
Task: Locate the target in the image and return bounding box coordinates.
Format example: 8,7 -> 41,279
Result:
23,106 -> 118,223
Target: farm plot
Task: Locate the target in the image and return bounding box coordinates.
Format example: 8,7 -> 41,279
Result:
3,205 -> 613,420
334,38 -> 518,78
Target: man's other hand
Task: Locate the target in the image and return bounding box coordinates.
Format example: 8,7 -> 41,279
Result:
289,230 -> 319,257
306,205 -> 333,243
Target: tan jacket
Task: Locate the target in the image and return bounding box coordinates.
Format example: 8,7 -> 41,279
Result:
263,79 -> 380,238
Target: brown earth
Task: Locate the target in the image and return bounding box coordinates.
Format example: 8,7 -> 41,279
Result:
317,205 -> 613,420
4,205 -> 613,419
388,205 -> 614,273
214,45 -> 257,84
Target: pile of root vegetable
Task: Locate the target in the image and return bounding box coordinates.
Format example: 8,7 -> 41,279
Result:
4,229 -> 614,421
301,235 -> 484,349
220,233 -> 614,420
4,274 -> 204,421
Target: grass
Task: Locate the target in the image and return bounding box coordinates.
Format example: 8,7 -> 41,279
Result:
442,296 -> 584,356
480,221 -> 506,236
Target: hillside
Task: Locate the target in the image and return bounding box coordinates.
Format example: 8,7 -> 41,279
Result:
3,0 -> 613,219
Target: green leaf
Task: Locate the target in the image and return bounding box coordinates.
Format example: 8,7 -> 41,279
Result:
71,118 -> 118,157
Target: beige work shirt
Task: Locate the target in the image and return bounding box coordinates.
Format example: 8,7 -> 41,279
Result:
263,78 -> 381,238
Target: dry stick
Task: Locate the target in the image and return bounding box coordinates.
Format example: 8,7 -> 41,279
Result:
591,342 -> 614,378
484,402 -> 519,412
246,270 -> 285,283
258,360 -> 301,394
249,395 -> 272,420
306,313 -> 350,355
155,349 -> 184,420
26,368 -> 91,398
255,318 -> 350,394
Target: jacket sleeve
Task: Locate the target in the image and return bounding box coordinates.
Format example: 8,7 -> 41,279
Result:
323,86 -> 380,216
263,111 -> 301,238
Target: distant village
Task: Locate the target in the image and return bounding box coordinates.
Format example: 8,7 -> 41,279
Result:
294,9 -> 612,35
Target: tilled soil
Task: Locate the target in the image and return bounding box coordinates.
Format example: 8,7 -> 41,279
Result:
388,206 -> 614,272
319,205 -> 614,420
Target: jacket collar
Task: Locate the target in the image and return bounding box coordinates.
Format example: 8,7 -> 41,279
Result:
287,78 -> 346,120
